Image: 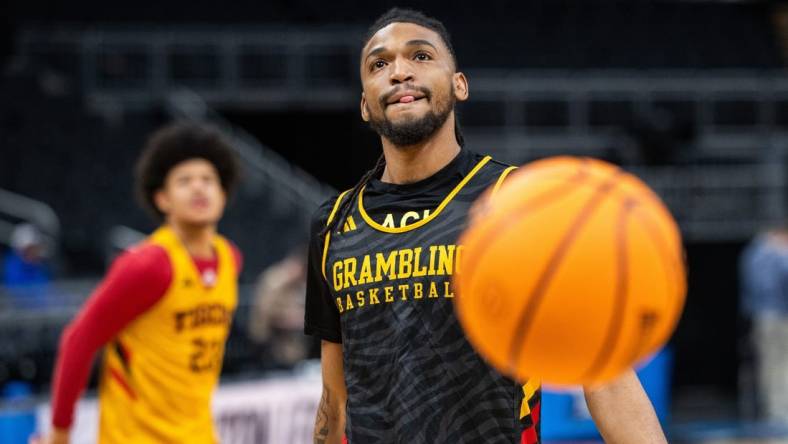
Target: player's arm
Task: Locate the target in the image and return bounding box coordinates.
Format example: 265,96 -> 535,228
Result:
583,369 -> 667,444
315,340 -> 347,444
44,246 -> 171,444
303,197 -> 347,444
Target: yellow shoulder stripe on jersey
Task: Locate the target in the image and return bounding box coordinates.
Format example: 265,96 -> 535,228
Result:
492,166 -> 518,196
357,156 -> 492,234
520,378 -> 541,419
321,189 -> 352,281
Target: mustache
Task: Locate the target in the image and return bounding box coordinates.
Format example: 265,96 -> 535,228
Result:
379,84 -> 432,107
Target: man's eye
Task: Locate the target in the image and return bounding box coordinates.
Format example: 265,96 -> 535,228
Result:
373,60 -> 386,69
415,53 -> 431,61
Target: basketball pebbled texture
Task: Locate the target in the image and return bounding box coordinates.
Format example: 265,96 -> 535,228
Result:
454,156 -> 686,386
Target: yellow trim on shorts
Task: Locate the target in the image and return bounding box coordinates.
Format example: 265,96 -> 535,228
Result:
356,156 -> 493,234
520,378 -> 541,419
321,189 -> 352,281
492,166 -> 518,196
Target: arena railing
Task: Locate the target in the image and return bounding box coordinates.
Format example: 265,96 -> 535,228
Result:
0,189 -> 60,256
164,88 -> 335,215
15,27 -> 788,240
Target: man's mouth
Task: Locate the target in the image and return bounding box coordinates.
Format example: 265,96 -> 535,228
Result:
191,197 -> 210,208
395,95 -> 420,104
385,89 -> 428,107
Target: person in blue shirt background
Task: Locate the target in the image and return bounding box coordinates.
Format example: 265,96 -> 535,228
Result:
2,223 -> 51,307
740,228 -> 788,422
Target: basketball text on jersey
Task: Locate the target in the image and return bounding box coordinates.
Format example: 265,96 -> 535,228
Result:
318,154 -> 541,443
331,244 -> 462,312
174,303 -> 234,332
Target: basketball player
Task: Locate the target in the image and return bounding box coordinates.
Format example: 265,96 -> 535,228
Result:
305,8 -> 667,444
39,123 -> 242,444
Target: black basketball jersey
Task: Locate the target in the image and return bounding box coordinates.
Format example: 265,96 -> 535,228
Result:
305,149 -> 541,444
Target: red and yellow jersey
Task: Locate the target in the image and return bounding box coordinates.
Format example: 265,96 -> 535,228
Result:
97,226 -> 238,444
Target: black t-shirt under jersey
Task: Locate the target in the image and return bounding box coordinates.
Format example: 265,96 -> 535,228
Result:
305,149 -> 541,444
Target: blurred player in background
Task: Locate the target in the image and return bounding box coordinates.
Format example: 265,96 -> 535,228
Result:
248,245 -> 314,369
740,228 -> 788,422
305,8 -> 666,444
38,123 -> 242,444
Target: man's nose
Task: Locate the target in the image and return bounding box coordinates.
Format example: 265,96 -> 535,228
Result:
389,58 -> 414,84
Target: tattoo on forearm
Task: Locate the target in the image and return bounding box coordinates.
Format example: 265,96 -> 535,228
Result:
315,387 -> 331,444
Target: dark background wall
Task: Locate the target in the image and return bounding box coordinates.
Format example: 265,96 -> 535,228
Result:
0,0 -> 780,412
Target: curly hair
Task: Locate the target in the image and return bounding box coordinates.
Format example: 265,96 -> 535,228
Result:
134,122 -> 240,220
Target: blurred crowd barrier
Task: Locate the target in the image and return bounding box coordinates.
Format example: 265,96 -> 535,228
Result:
22,353 -> 668,444
34,365 -> 323,444
0,280 -> 318,392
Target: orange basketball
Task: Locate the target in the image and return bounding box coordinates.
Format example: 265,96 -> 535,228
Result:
454,156 -> 686,386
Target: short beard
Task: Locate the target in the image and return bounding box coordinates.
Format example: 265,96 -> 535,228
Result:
367,92 -> 454,148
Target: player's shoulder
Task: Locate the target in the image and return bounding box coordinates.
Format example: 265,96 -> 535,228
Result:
469,150 -> 517,184
310,189 -> 353,234
225,239 -> 244,274
113,242 -> 172,280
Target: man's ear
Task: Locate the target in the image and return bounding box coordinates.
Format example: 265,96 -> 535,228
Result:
360,92 -> 370,122
153,189 -> 170,216
453,71 -> 469,103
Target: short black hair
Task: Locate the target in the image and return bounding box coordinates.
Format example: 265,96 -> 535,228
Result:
321,9 -> 464,239
363,7 -> 458,68
134,122 -> 240,220
361,8 -> 464,148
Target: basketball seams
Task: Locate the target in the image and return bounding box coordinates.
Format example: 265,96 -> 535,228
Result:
578,197 -> 636,382
629,206 -> 686,353
456,158 -> 683,386
632,207 -> 684,296
458,161 -> 590,282
615,184 -> 681,255
507,170 -> 625,377
597,175 -> 685,336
